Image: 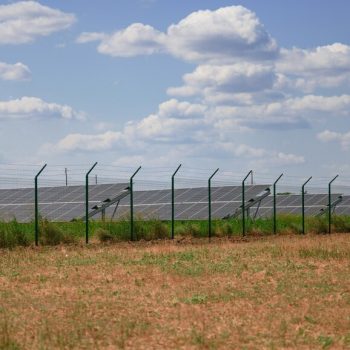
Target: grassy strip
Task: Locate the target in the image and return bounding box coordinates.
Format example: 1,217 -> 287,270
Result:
0,215 -> 350,248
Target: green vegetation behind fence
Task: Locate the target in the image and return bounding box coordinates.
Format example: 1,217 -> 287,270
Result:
1,214 -> 350,249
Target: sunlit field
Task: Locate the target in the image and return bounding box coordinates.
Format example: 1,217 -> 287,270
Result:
1,233 -> 350,349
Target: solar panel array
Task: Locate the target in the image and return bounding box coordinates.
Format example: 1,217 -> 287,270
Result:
0,183 -> 349,222
0,183 -> 129,222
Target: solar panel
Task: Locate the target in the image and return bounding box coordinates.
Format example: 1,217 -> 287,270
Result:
335,195 -> 350,216
108,185 -> 270,220
250,193 -> 345,217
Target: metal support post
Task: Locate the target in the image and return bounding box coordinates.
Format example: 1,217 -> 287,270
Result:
242,170 -> 253,236
34,164 -> 47,246
328,175 -> 339,234
302,176 -> 312,234
85,162 -> 98,244
130,166 -> 141,241
208,168 -> 219,241
273,174 -> 283,234
171,164 -> 182,239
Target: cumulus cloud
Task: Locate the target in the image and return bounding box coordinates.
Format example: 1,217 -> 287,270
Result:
208,94 -> 350,131
123,99 -> 207,142
165,6 -> 278,63
278,43 -> 350,74
77,5 -> 278,62
0,97 -> 84,120
0,61 -> 31,80
49,131 -> 122,152
276,43 -> 350,92
77,23 -> 165,57
168,63 -> 276,97
0,1 -> 76,45
217,142 -> 304,164
317,129 -> 350,149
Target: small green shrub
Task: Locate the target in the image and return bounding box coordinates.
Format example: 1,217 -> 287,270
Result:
40,219 -> 76,245
151,220 -> 169,239
96,228 -> 117,242
174,224 -> 188,237
312,217 -> 328,234
332,216 -> 350,233
188,223 -> 202,237
215,222 -> 233,236
136,220 -> 169,241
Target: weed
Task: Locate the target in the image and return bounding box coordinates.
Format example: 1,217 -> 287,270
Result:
182,294 -> 208,304
318,335 -> 333,349
96,228 -> 117,242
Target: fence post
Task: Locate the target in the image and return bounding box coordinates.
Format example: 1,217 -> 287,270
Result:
65,168 -> 68,186
273,173 -> 283,234
301,176 -> 312,234
34,164 -> 47,246
171,164 -> 182,239
130,166 -> 141,241
328,175 -> 339,234
208,168 -> 219,241
242,170 -> 253,236
85,162 -> 98,244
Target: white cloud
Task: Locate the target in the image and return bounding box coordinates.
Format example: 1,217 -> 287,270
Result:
77,5 -> 278,62
166,6 -> 278,63
0,96 -> 84,120
0,61 -> 31,80
278,43 -> 350,74
276,43 -> 350,92
0,1 -> 76,45
76,32 -> 106,44
287,94 -> 350,113
274,152 -> 305,165
123,99 -> 206,142
317,129 -> 350,149
49,131 -> 122,152
93,23 -> 165,57
217,142 -> 304,164
157,99 -> 206,119
168,63 -> 276,97
219,142 -> 267,158
207,94 -> 350,132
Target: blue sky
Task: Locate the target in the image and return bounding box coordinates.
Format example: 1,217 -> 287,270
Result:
0,0 -> 350,181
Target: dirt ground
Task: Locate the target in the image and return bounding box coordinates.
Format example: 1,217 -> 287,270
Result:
1,234 -> 350,349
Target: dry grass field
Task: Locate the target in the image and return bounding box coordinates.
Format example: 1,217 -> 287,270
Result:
1,234 -> 350,349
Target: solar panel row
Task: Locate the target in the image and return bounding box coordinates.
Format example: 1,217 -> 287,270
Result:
0,183 -> 349,222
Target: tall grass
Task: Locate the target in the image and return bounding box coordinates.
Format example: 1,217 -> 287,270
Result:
0,214 -> 349,248
0,219 -> 30,249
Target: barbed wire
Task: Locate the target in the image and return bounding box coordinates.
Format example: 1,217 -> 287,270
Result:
0,163 -> 349,193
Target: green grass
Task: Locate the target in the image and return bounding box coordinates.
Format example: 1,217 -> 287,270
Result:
0,214 -> 349,248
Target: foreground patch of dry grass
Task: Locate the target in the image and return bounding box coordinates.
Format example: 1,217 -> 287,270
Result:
1,234 -> 350,349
